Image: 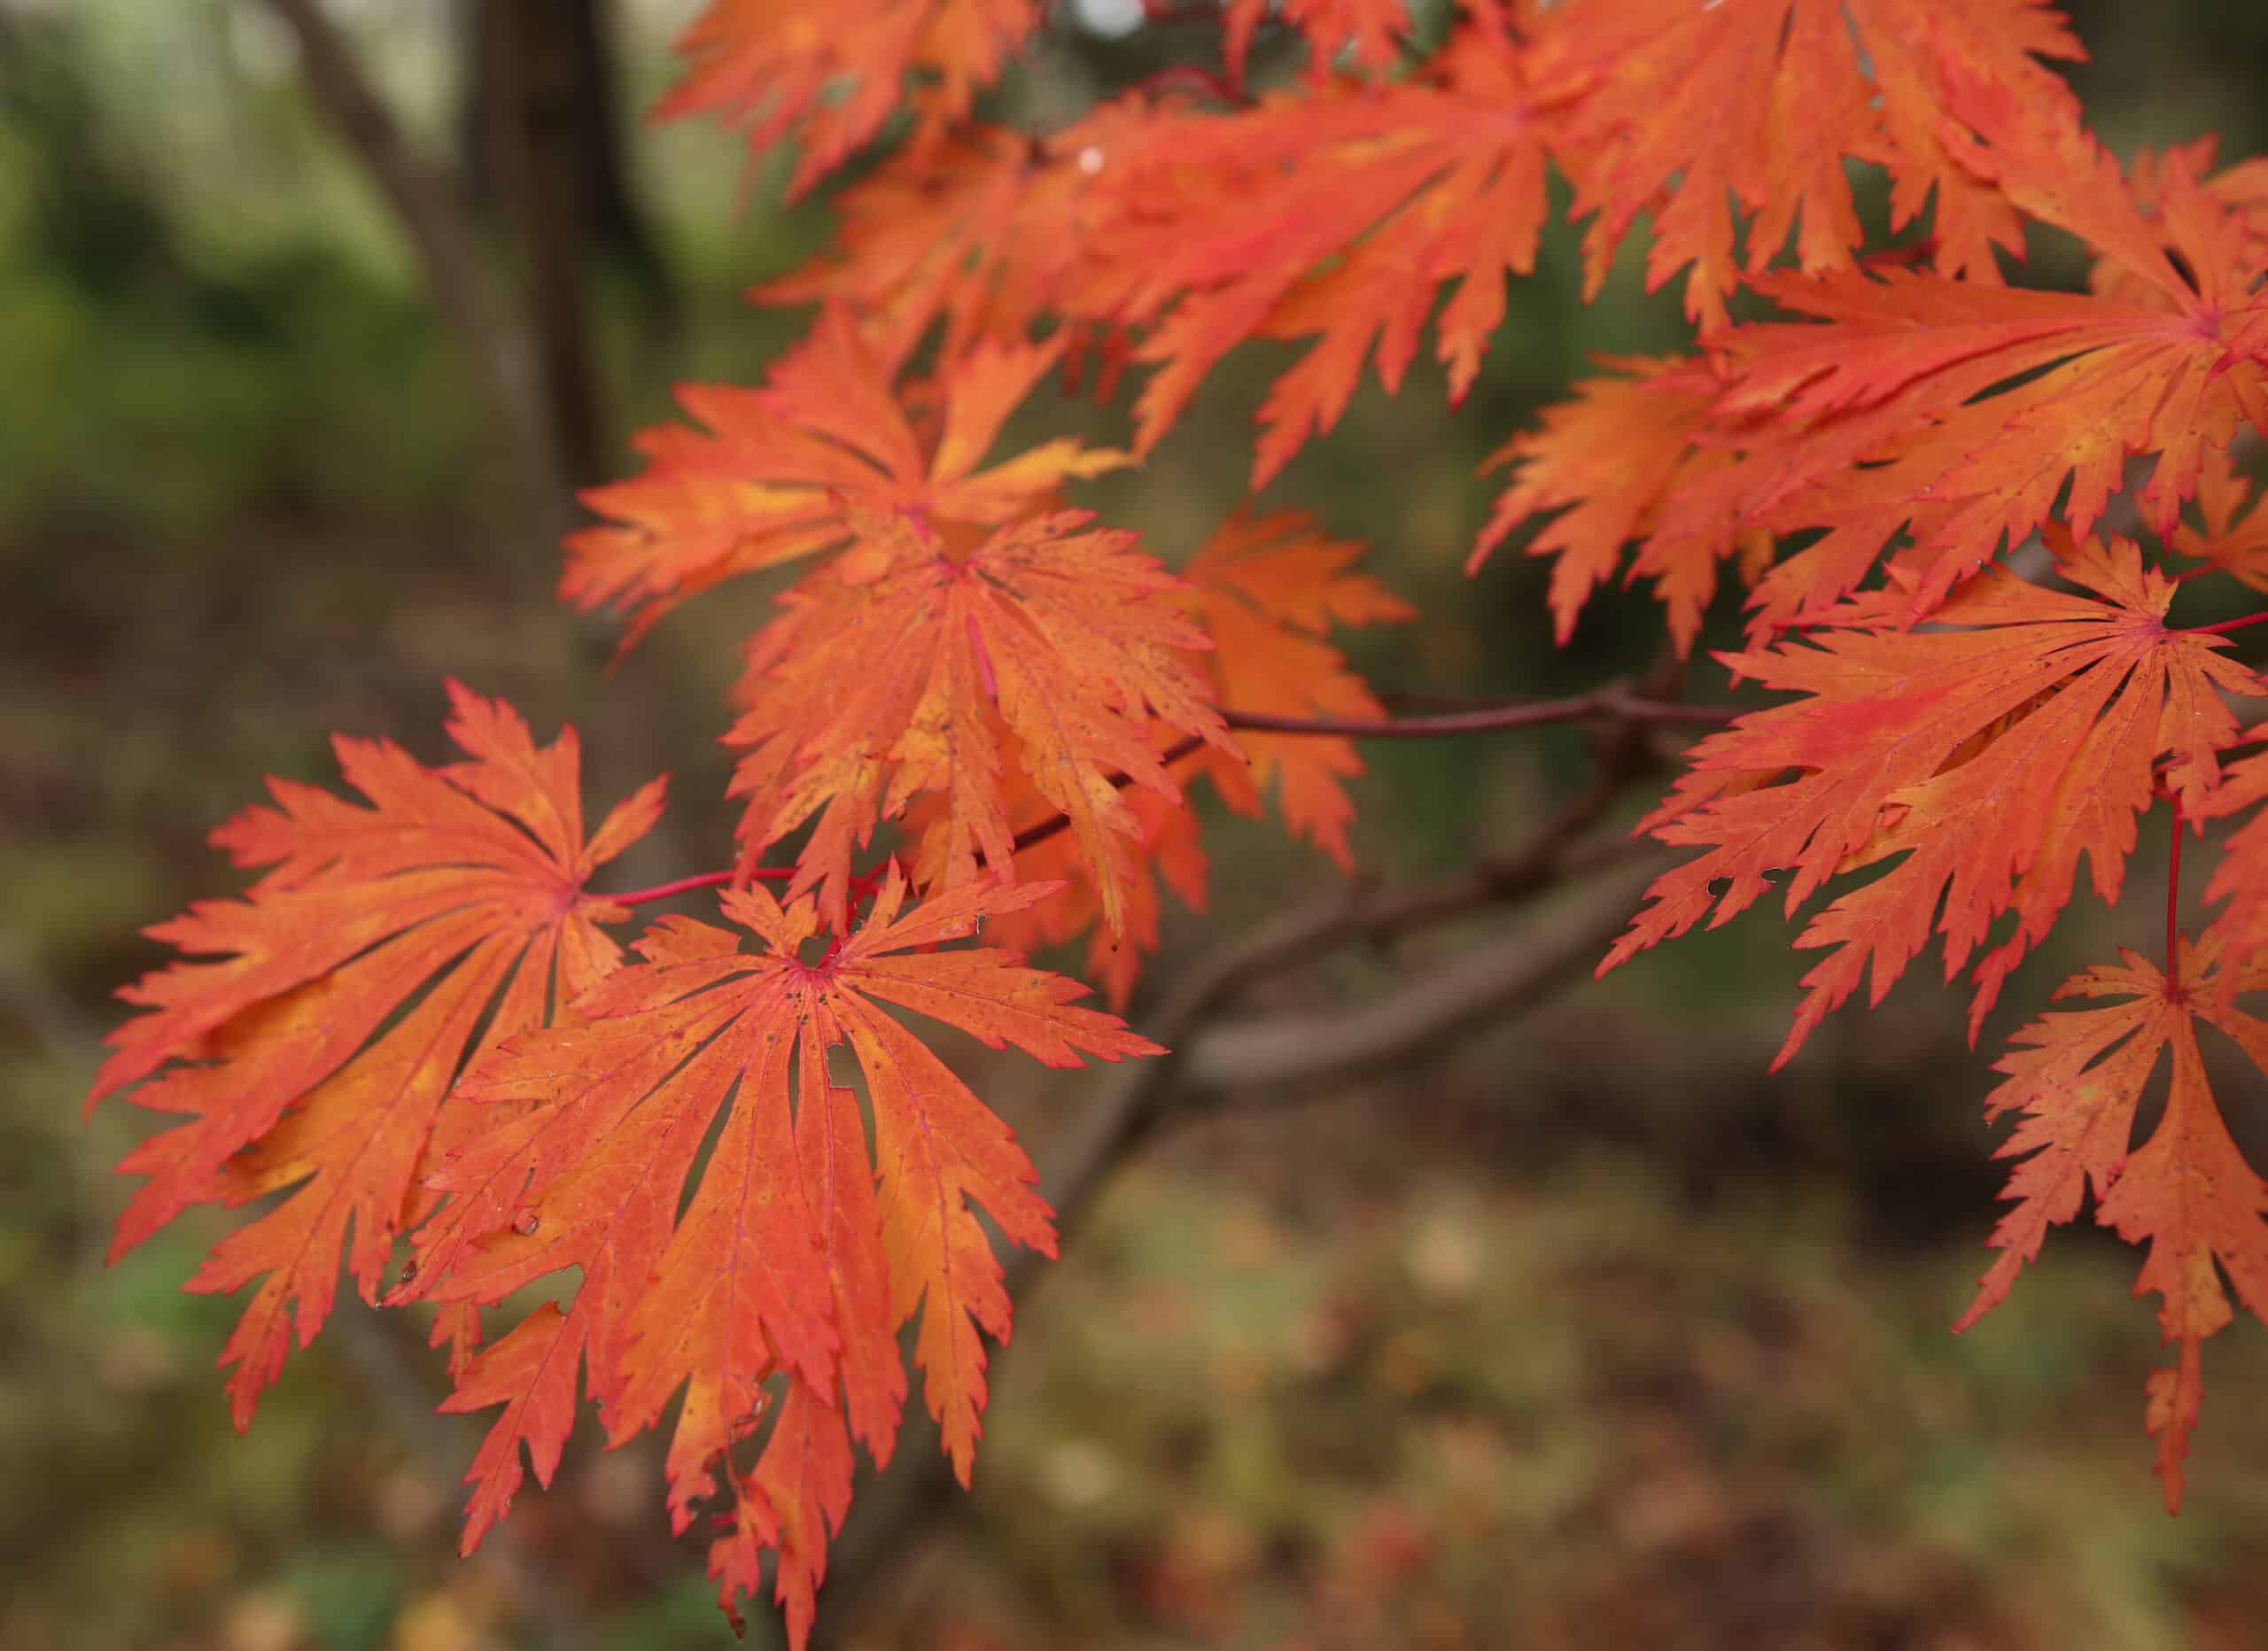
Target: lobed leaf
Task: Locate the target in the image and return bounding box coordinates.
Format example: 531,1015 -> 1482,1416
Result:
566,311 -> 1128,640
1603,539 -> 2261,1065
400,869 -> 1162,1644
92,685 -> 664,1427
1475,107 -> 2268,641
1094,17 -> 1557,485
1533,0 -> 2083,329
727,507 -> 1233,936
1956,938 -> 2268,1509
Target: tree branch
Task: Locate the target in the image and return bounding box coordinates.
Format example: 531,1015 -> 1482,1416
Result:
260,0 -> 571,530
1177,864 -> 1656,1091
601,681 -> 1723,905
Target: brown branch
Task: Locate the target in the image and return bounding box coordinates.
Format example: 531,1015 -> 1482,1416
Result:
260,0 -> 570,530
1178,862 -> 1656,1091
812,725 -> 1671,1642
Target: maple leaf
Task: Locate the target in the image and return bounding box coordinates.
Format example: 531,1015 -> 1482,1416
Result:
1533,0 -> 2084,329
1097,16 -> 1557,484
655,0 -> 1037,201
1955,936 -> 2268,1510
2194,741 -> 2268,1002
566,311 -> 1128,639
894,510 -> 1407,1004
91,684 -> 664,1426
2170,444 -> 2268,593
398,870 -> 1161,1645
1603,538 -> 2261,1066
2102,138 -> 2268,307
1467,353 -> 1771,656
1483,98 -> 2268,640
1185,510 -> 1413,867
1699,86 -> 2268,629
753,103 -> 1174,370
963,748 -> 1211,1011
726,505 -> 1234,936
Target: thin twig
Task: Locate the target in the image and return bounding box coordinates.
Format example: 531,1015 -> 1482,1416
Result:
1221,687 -> 1734,739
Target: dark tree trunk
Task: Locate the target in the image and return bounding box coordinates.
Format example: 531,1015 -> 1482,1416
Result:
462,0 -> 672,489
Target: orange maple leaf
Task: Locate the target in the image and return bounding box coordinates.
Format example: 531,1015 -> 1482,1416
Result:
2194,741 -> 2268,1004
655,0 -> 1037,200
1099,16 -> 1557,484
726,506 -> 1233,936
1534,0 -> 2083,329
1479,100 -> 2268,640
753,103 -> 1174,370
1703,89 -> 2268,629
1955,936 -> 2268,1511
1467,353 -> 1770,656
1604,538 -> 2261,1066
566,311 -> 1128,639
910,511 -> 1408,1005
92,685 -> 664,1426
1186,511 -> 1413,867
2170,444 -> 2268,593
2104,138 -> 2268,307
399,870 -> 1161,1647
970,747 -> 1212,1012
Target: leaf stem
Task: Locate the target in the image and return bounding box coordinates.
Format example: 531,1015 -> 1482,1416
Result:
1007,735 -> 1208,857
2182,608 -> 2268,637
2167,794 -> 2185,987
607,868 -> 776,907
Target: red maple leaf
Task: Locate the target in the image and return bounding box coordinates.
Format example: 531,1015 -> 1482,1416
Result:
91,685 -> 664,1425
399,870 -> 1161,1646
1956,937 -> 2268,1510
1705,87 -> 2268,630
2194,741 -> 2268,1005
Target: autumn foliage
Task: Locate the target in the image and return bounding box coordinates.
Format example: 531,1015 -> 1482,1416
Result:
85,1 -> 2268,1644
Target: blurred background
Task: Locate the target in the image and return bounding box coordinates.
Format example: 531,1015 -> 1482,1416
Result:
8,2 -> 2268,1647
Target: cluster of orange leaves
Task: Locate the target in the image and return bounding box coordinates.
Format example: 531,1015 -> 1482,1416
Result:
86,0 -> 2268,1644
